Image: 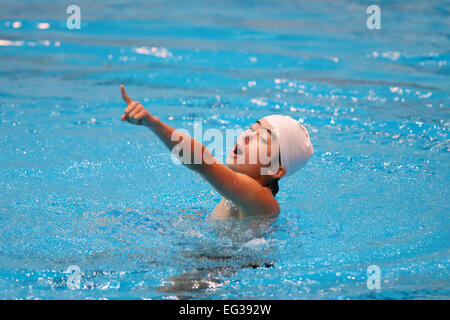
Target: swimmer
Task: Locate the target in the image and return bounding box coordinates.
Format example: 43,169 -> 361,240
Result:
120,85 -> 313,219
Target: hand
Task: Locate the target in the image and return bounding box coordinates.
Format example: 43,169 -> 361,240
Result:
120,85 -> 153,127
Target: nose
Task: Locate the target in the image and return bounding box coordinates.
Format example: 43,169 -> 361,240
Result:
238,129 -> 254,146
244,129 -> 256,144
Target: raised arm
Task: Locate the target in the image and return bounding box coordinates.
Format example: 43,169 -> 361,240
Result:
120,85 -> 279,215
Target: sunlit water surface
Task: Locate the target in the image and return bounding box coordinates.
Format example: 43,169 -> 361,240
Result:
0,0 -> 449,299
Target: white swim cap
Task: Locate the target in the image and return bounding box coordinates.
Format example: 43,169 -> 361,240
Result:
263,115 -> 313,176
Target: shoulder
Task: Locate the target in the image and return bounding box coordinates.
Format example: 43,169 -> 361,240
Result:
239,184 -> 280,217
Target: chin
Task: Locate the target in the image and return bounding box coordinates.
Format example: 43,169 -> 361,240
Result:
227,161 -> 261,178
226,160 -> 239,172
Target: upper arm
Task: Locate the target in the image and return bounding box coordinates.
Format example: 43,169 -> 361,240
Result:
197,161 -> 279,216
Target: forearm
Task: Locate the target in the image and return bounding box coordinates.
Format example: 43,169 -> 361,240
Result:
145,116 -> 177,151
145,116 -> 217,171
120,85 -> 217,173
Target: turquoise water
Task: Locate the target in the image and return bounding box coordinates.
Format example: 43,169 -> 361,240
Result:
0,0 -> 449,299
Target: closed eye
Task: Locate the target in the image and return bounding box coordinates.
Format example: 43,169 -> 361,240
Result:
255,120 -> 272,136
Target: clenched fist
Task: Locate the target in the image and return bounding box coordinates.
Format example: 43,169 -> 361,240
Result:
120,85 -> 154,127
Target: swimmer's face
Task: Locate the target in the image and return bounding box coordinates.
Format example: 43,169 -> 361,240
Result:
226,118 -> 282,179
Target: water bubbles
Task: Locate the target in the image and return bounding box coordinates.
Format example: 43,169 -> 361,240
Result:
134,46 -> 173,58
419,92 -> 432,99
36,22 -> 50,30
250,98 -> 268,107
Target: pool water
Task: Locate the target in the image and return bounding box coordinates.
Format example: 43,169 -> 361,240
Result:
0,0 -> 449,299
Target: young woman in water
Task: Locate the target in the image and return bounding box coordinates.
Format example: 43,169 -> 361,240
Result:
120,85 -> 313,219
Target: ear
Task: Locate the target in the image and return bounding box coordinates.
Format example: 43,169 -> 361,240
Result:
272,165 -> 286,179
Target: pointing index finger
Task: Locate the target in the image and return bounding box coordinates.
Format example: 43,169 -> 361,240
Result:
121,85 -> 133,104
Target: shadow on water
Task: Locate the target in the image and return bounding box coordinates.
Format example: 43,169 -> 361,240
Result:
67,205 -> 280,299
156,213 -> 279,299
